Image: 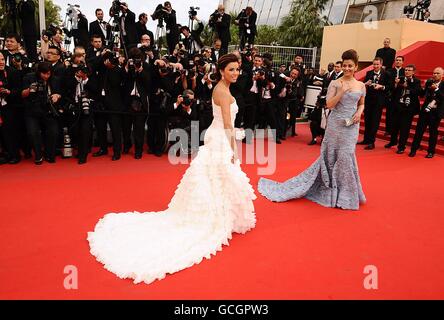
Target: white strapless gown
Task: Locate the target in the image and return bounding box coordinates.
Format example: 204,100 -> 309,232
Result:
87,99 -> 256,284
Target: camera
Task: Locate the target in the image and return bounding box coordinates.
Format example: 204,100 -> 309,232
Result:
128,58 -> 143,73
182,94 -> 192,106
152,3 -> 167,21
209,10 -> 222,29
29,81 -> 46,94
205,63 -> 218,82
111,0 -> 123,17
316,88 -> 328,109
72,63 -> 89,75
81,93 -> 91,116
189,6 -> 199,19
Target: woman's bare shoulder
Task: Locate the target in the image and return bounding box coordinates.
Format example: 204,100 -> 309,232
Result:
213,85 -> 232,107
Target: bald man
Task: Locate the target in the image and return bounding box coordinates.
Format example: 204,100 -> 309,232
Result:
409,67 -> 444,158
375,38 -> 396,70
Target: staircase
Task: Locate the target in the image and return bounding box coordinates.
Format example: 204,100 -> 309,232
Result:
354,41 -> 444,155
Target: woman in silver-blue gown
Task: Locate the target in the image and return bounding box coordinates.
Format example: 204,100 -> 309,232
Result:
258,49 -> 367,210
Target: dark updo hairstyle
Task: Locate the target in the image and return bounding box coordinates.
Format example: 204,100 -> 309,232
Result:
341,49 -> 359,66
215,53 -> 240,82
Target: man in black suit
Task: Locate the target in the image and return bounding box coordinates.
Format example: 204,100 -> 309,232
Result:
163,2 -> 179,55
385,64 -> 421,154
385,56 -> 405,136
211,39 -> 222,62
409,67 -> 444,158
235,6 -> 257,50
135,13 -> 154,45
89,9 -> 111,46
359,57 -> 391,150
109,2 -> 137,51
122,48 -> 152,159
0,52 -> 24,164
45,46 -> 66,79
375,38 -> 396,71
17,0 -> 38,62
209,4 -> 231,55
93,51 -> 125,161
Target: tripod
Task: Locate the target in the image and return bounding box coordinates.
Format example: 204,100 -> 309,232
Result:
106,14 -> 128,58
155,19 -> 166,52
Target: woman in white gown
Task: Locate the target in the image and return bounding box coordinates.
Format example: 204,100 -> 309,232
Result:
87,54 -> 256,284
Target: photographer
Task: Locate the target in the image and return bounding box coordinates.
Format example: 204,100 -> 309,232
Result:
170,89 -> 200,154
230,51 -> 251,129
385,64 -> 421,154
209,5 -> 231,55
21,62 -> 62,164
235,7 -> 257,50
89,9 -> 111,44
360,57 -> 391,150
119,2 -> 137,50
45,46 -> 66,80
122,48 -> 152,159
211,39 -> 222,62
17,0 -> 38,62
70,10 -> 90,50
2,34 -> 31,75
86,35 -> 106,72
49,27 -> 69,59
308,82 -> 328,146
137,34 -> 159,66
409,67 -> 444,158
386,56 -> 405,136
148,58 -> 179,156
180,26 -> 201,55
0,51 -> 24,164
151,2 -> 179,54
135,13 -> 155,45
274,63 -> 289,141
62,53 -> 96,164
92,51 -> 125,161
243,54 -> 264,143
257,56 -> 280,144
189,10 -> 205,49
285,67 -> 305,138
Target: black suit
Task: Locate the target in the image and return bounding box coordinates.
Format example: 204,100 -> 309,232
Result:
165,10 -> 179,54
211,48 -> 221,63
363,69 -> 391,144
236,10 -> 257,50
17,0 -> 38,62
63,66 -> 97,160
71,15 -> 89,49
386,67 -> 405,134
375,47 -> 396,70
22,73 -> 62,161
120,10 -> 138,49
89,20 -> 112,44
135,22 -> 154,44
411,80 -> 444,154
96,65 -> 125,156
389,76 -> 421,151
122,64 -> 152,155
0,67 -> 24,160
213,13 -> 231,55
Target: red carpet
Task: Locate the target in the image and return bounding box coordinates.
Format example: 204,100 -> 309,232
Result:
1,123 -> 443,300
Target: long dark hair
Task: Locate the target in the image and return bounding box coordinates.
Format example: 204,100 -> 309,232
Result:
215,53 -> 239,82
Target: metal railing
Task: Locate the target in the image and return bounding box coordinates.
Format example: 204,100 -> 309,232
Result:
228,44 -> 317,69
